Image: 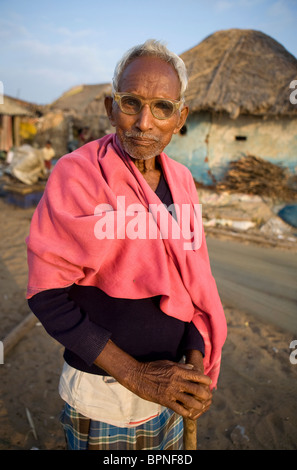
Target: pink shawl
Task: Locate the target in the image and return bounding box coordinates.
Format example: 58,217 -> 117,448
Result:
26,134 -> 227,388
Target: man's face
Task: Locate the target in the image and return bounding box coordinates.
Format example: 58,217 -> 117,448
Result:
105,56 -> 188,160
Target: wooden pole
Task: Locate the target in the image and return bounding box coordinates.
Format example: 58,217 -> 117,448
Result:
183,417 -> 197,450
2,312 -> 37,356
13,116 -> 20,148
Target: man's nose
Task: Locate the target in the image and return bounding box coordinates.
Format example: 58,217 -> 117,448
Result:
135,104 -> 154,131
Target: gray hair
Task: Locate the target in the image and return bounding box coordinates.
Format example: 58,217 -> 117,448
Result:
112,39 -> 188,101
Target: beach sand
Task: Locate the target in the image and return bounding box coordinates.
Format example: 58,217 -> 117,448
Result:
0,198 -> 296,450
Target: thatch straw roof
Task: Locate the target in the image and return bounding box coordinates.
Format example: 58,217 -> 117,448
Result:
181,29 -> 297,118
50,83 -> 111,115
0,95 -> 33,116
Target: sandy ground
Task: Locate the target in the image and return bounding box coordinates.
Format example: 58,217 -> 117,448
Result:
0,196 -> 296,451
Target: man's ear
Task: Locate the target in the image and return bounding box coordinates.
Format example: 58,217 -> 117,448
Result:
104,96 -> 116,127
173,105 -> 189,134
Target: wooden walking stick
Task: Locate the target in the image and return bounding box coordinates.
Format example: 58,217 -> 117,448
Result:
183,417 -> 197,450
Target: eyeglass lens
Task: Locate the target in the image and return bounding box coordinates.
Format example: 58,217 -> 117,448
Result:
120,95 -> 175,119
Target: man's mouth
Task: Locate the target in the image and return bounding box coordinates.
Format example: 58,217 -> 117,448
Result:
124,132 -> 159,145
130,137 -> 154,145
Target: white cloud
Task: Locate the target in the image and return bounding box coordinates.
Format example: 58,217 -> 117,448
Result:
214,0 -> 266,12
53,26 -> 98,39
0,19 -> 31,41
257,0 -> 295,35
214,0 -> 233,11
14,37 -> 115,79
266,0 -> 295,26
268,0 -> 292,16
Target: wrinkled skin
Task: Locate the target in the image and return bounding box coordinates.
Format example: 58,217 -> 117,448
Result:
131,360 -> 212,419
95,341 -> 212,420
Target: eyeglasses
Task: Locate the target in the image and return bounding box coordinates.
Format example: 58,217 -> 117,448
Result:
113,92 -> 183,120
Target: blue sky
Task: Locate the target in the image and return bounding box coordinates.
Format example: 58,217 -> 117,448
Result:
1,0 -> 296,104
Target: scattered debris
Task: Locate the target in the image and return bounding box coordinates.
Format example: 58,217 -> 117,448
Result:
230,424 -> 249,445
203,218 -> 256,231
259,216 -> 294,237
2,312 -> 38,356
25,407 -> 38,440
198,180 -> 297,247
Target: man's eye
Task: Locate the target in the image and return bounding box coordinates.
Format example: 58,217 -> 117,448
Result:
155,100 -> 172,111
122,97 -> 140,108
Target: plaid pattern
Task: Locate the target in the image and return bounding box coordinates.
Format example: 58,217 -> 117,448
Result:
60,403 -> 183,450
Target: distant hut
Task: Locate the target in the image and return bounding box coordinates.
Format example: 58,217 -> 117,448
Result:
35,83 -> 112,156
166,29 -> 297,185
0,95 -> 33,153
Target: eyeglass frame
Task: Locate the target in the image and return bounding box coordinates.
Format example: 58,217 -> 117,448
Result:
112,92 -> 184,120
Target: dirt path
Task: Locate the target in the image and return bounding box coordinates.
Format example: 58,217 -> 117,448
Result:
0,198 -> 296,450
207,237 -> 297,334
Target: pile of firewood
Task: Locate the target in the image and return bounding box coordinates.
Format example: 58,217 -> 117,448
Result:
216,155 -> 297,200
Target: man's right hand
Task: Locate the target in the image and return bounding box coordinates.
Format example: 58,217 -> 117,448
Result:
94,340 -> 212,419
129,360 -> 212,419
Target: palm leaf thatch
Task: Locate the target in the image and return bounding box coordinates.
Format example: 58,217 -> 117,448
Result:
0,95 -> 33,116
49,83 -> 111,116
180,29 -> 297,119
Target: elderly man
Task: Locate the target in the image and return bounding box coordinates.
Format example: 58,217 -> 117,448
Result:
26,40 -> 227,450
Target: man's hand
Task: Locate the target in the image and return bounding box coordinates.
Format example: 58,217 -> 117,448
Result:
128,359 -> 212,419
184,349 -> 213,419
94,340 -> 212,419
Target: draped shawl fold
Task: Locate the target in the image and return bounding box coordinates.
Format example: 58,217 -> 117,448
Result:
26,133 -> 227,388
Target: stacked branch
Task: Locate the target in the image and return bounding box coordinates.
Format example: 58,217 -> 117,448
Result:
217,155 -> 297,200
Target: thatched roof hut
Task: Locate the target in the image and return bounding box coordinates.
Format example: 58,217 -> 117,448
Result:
0,95 -> 33,117
180,28 -> 297,119
0,96 -> 36,152
49,83 -> 111,115
35,83 -> 111,156
167,29 -> 297,185
35,83 -> 112,156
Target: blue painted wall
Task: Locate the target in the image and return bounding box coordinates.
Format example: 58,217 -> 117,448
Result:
166,112 -> 297,185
